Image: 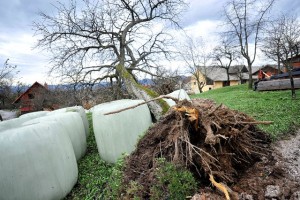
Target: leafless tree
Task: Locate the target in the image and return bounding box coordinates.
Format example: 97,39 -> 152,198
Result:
212,37 -> 240,86
261,18 -> 284,74
0,59 -> 19,108
277,15 -> 300,98
34,0 -> 187,120
179,37 -> 212,93
223,0 -> 275,89
150,68 -> 181,95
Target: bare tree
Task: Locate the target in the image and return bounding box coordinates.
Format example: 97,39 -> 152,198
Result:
34,0 -> 186,120
261,14 -> 300,98
0,59 -> 19,108
150,68 -> 181,95
261,18 -> 284,74
223,0 -> 275,89
179,37 -> 212,93
212,37 -> 240,86
277,15 -> 300,98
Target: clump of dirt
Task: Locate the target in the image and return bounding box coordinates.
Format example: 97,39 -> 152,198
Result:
122,98 -> 272,199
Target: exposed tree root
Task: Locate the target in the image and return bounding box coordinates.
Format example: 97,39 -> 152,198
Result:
121,98 -> 271,199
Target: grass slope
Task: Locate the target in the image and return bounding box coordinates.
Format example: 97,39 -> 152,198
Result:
191,84 -> 300,138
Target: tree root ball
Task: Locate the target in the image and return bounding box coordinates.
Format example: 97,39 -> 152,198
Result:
121,98 -> 271,198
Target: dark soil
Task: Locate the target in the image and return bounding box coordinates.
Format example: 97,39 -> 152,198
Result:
122,99 -> 288,199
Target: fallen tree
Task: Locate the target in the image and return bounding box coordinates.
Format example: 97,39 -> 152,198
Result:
111,98 -> 271,199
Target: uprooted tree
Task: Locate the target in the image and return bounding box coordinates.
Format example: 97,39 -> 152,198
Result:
34,0 -> 187,120
109,99 -> 272,199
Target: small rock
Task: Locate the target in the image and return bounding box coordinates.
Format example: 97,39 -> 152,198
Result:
265,185 -> 281,198
290,191 -> 300,200
239,192 -> 253,200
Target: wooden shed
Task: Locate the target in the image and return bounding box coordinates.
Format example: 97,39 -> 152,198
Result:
13,82 -> 49,114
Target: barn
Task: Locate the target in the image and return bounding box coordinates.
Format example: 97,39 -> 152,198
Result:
13,82 -> 50,114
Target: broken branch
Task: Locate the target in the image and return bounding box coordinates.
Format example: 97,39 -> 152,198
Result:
104,95 -> 179,115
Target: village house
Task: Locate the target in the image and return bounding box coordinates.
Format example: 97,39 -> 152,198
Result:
188,65 -> 250,94
252,65 -> 283,80
283,54 -> 300,70
13,82 -> 53,114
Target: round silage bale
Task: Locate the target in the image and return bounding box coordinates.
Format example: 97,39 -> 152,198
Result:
23,112 -> 87,160
0,122 -> 78,200
48,106 -> 89,137
0,117 -> 30,132
92,99 -> 152,163
19,111 -> 50,120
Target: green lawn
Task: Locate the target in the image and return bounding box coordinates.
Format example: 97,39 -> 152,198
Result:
191,84 -> 300,138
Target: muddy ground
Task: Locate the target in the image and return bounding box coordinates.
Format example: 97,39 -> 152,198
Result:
193,131 -> 300,200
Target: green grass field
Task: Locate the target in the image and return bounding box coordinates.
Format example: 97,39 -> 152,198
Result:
191,84 -> 300,138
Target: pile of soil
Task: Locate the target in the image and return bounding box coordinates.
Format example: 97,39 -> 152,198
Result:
122,99 -> 273,199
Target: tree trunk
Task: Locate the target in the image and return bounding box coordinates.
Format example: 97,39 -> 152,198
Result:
277,55 -> 281,75
116,64 -> 169,121
247,63 -> 253,89
226,68 -> 230,87
288,70 -> 296,99
197,80 -> 203,93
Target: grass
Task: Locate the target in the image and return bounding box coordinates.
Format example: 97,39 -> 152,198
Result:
65,113 -> 114,200
191,84 -> 300,139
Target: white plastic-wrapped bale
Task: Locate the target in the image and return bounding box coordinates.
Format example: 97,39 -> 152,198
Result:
48,106 -> 89,137
163,89 -> 191,106
92,99 -> 152,163
19,111 -> 50,120
0,122 -> 78,200
23,112 -> 87,161
0,117 -> 30,132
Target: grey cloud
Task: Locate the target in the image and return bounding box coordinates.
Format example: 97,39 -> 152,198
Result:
181,0 -> 225,27
0,0 -> 68,32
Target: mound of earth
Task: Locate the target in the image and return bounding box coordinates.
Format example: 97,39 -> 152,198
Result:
122,98 -> 274,199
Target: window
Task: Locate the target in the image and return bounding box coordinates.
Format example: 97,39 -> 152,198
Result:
28,93 -> 34,99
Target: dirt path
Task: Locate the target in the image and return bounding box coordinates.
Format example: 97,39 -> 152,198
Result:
276,131 -> 300,185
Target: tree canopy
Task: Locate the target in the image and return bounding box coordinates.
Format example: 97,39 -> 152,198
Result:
34,0 -> 187,120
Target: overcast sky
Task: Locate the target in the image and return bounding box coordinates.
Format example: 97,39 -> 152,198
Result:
0,0 -> 299,85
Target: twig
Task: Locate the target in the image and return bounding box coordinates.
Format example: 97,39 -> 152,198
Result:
238,121 -> 273,125
104,95 -> 179,115
207,104 -> 223,116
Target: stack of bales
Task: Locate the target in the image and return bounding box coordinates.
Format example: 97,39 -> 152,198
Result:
0,106 -> 88,200
0,89 -> 190,199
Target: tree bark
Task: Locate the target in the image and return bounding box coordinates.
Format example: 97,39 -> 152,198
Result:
288,70 -> 296,98
116,64 -> 169,121
247,62 -> 253,89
